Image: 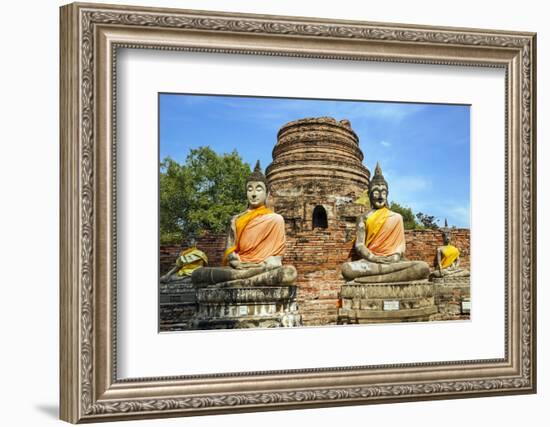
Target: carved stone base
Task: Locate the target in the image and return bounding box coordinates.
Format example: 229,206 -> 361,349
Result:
192,285 -> 302,330
159,277 -> 198,331
431,275 -> 471,316
338,280 -> 438,324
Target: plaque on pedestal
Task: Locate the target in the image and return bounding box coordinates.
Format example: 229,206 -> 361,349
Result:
338,280 -> 438,324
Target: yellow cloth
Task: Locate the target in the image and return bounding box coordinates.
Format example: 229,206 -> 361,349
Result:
440,244 -> 460,269
365,207 -> 390,247
365,208 -> 406,257
176,247 -> 208,276
354,189 -> 370,207
223,205 -> 274,263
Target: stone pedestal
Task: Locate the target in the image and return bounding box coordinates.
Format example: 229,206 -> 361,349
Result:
338,280 -> 437,324
159,277 -> 198,331
432,275 -> 471,316
192,285 -> 302,329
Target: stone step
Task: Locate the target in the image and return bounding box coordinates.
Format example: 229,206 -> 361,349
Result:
339,306 -> 438,323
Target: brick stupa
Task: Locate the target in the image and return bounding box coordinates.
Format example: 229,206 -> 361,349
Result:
266,117 -> 371,325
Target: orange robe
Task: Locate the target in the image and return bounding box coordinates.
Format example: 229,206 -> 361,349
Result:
224,208 -> 286,263
366,210 -> 406,257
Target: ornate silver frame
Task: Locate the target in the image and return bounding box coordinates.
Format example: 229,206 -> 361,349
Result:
60,2 -> 536,423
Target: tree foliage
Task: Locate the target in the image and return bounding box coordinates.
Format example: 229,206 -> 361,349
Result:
160,147 -> 251,244
389,202 -> 439,230
416,212 -> 439,229
389,202 -> 420,230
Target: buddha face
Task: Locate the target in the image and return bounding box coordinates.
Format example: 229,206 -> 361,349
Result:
442,230 -> 452,245
369,184 -> 388,209
246,180 -> 268,209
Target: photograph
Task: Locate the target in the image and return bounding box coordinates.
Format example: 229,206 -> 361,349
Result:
58,2 -> 536,422
158,94 -> 471,331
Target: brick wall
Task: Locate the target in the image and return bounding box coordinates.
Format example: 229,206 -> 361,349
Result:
160,228 -> 470,326
160,233 -> 226,275
405,229 -> 470,271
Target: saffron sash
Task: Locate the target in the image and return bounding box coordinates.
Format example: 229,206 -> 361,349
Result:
223,206 -> 273,263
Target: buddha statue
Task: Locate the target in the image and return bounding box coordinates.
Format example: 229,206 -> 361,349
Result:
341,163 -> 430,283
160,238 -> 208,284
191,161 -> 297,288
431,223 -> 470,278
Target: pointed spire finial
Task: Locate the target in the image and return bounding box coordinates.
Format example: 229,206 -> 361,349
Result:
370,161 -> 388,189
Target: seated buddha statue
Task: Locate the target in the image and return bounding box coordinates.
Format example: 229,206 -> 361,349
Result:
191,161 -> 297,288
431,224 -> 470,278
160,239 -> 208,284
341,163 -> 430,284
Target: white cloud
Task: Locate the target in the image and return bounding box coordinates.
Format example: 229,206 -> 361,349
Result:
164,95 -> 428,133
380,140 -> 391,148
446,205 -> 471,227
212,97 -> 426,125
331,102 -> 426,123
387,174 -> 432,195
391,199 -> 471,229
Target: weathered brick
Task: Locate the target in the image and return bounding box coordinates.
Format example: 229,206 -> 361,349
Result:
160,118 -> 470,326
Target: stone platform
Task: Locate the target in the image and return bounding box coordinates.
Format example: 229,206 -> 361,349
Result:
192,285 -> 302,330
338,280 -> 437,324
159,278 -> 198,331
431,275 -> 471,316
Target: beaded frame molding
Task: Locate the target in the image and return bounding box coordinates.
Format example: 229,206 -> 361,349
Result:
60,2 -> 536,423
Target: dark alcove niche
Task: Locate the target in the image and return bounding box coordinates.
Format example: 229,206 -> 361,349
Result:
312,205 -> 328,229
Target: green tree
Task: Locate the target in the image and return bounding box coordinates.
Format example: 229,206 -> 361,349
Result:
160,147 -> 251,244
416,212 -> 439,229
389,201 -> 422,230
388,202 -> 440,230
159,157 -> 193,244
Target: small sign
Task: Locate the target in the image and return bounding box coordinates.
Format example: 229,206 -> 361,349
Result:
239,306 -> 248,316
383,300 -> 400,311
462,300 -> 471,313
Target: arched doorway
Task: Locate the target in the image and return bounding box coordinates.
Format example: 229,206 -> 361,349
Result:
312,205 -> 328,229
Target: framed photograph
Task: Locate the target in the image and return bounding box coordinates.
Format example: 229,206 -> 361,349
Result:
157,94 -> 472,332
60,2 -> 536,423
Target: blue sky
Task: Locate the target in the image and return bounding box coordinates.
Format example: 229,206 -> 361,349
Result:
159,93 -> 470,228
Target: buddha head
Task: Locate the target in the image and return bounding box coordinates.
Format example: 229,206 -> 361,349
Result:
246,160 -> 269,209
369,162 -> 389,209
441,219 -> 452,245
